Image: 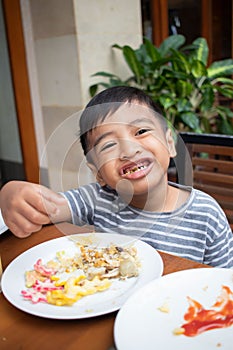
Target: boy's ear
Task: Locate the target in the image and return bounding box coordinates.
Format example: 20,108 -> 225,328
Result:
165,129 -> 177,158
86,162 -> 106,186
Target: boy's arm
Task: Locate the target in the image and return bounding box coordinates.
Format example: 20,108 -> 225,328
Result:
0,181 -> 71,238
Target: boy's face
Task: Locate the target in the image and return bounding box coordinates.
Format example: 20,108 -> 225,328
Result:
86,104 -> 176,206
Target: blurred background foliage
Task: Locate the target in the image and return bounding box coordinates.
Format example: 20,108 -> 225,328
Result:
90,35 -> 233,135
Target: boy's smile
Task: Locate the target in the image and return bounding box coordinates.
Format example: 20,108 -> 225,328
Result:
119,158 -> 153,179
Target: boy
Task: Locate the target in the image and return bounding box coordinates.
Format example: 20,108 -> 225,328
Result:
1,86 -> 233,267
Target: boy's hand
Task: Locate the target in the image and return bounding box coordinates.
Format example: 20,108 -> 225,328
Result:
0,181 -> 71,238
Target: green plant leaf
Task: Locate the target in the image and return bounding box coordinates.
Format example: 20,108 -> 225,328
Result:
191,60 -> 207,78
213,77 -> 233,85
177,98 -> 192,112
109,77 -> 124,86
159,96 -> 175,109
158,34 -> 185,56
112,44 -> 123,50
150,57 -> 172,71
144,37 -> 161,62
180,112 -> 200,131
176,80 -> 193,97
135,43 -> 152,65
200,86 -> 214,111
214,107 -> 233,135
170,49 -> 190,73
89,84 -> 98,97
216,87 -> 233,98
217,106 -> 233,118
218,119 -> 233,135
122,46 -> 144,82
91,71 -> 120,78
207,59 -> 233,78
89,82 -> 114,96
213,83 -> 233,98
192,38 -> 208,65
160,67 -> 189,81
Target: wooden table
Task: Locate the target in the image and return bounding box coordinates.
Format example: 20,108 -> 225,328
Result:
0,223 -> 209,350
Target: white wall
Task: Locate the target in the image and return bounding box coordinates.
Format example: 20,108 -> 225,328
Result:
21,0 -> 142,191
73,0 -> 142,103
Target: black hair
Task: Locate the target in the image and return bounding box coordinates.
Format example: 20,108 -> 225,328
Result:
79,86 -> 166,156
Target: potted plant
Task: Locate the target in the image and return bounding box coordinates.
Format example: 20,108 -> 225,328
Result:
89,35 -> 233,135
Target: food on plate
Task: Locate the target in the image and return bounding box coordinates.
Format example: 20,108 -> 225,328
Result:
174,285 -> 233,337
21,243 -> 140,306
157,300 -> 170,313
78,244 -> 139,279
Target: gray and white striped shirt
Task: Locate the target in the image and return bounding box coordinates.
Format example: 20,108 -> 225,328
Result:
62,182 -> 233,268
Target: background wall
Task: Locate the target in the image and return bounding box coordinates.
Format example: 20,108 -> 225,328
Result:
21,0 -> 142,191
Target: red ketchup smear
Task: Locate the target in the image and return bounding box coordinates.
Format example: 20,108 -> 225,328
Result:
181,285 -> 233,337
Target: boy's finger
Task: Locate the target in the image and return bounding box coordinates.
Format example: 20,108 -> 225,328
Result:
6,214 -> 44,238
8,202 -> 51,227
35,188 -> 66,215
22,188 -> 60,217
38,190 -> 70,222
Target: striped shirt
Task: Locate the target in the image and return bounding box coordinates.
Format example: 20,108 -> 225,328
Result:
62,182 -> 233,268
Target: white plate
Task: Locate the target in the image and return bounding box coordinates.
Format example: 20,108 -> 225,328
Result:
114,268 -> 233,350
1,232 -> 163,319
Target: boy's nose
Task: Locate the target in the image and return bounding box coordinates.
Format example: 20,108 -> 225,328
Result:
119,139 -> 142,160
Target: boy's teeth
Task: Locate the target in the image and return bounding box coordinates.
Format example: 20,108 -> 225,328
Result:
124,165 -> 147,175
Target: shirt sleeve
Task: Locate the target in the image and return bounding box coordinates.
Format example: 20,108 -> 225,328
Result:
204,204 -> 233,268
61,184 -> 97,226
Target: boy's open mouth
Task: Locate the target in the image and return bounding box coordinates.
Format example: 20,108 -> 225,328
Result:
120,160 -> 151,176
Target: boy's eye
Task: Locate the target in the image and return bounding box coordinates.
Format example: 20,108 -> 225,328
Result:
136,128 -> 150,135
100,142 -> 116,152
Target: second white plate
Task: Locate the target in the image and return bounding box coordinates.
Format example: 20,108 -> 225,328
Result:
114,267 -> 233,350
